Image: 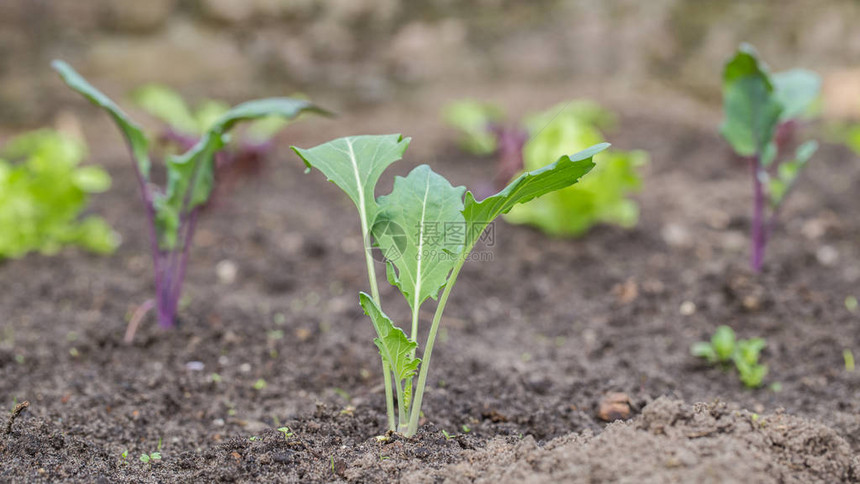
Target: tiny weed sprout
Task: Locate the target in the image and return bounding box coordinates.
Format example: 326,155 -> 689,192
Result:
844,349 -> 855,373
0,129 -> 117,259
719,44 -> 821,271
52,61 -> 325,337
444,100 -> 646,235
139,452 -> 161,464
277,426 -> 293,440
692,325 -> 768,388
293,134 -> 607,436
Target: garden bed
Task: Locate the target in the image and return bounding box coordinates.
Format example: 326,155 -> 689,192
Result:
1,97 -> 858,482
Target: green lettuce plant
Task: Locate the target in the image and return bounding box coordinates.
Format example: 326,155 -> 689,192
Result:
293,134 -> 607,436
719,44 -> 820,271
53,61 -> 325,335
0,129 -> 117,259
443,100 -> 646,236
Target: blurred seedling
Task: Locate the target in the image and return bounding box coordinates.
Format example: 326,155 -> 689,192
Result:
692,325 -> 768,388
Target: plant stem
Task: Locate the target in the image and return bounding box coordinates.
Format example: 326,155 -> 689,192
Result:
358,212 -> 396,431
405,259 -> 466,437
381,360 -> 396,431
750,156 -> 766,272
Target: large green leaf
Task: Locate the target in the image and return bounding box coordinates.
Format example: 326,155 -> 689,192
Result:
772,69 -> 821,122
374,165 -> 467,311
153,98 -> 327,248
52,60 -> 152,179
719,45 -> 783,159
359,293 -> 420,382
292,134 -> 410,233
463,143 -> 607,248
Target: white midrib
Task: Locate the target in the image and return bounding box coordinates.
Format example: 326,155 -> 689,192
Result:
346,139 -> 369,238
413,174 -> 431,312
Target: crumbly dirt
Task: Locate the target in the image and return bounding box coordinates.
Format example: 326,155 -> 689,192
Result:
1,86 -> 859,482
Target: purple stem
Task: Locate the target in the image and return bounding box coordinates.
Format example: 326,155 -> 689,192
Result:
750,156 -> 766,272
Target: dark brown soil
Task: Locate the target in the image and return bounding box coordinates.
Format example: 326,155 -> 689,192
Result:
1,96 -> 859,482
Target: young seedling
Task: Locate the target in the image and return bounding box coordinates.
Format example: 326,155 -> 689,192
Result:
719,44 -> 821,271
294,134 -> 607,436
277,426 -> 293,441
139,452 -> 161,464
691,325 -> 768,388
444,100 -> 646,235
52,61 -> 325,340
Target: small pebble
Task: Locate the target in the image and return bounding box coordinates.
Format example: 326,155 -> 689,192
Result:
216,259 -> 238,285
239,363 -> 252,373
679,301 -> 696,316
816,246 -> 838,266
185,361 -> 205,371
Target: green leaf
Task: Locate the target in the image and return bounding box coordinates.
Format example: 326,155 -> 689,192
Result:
463,143 -> 607,248
374,165 -> 467,311
71,166 -> 111,193
154,97 -> 326,248
52,60 -> 152,179
691,341 -> 717,363
292,134 -> 410,234
711,326 -> 736,362
772,69 -> 821,121
442,100 -> 504,155
719,45 -> 783,159
359,293 -> 420,382
130,84 -> 199,135
769,140 -> 817,206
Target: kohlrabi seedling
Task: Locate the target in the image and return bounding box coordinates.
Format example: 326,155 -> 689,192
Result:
293,134 -> 607,436
444,100 -> 646,236
692,325 -> 768,388
720,44 -> 821,272
53,61 -> 326,340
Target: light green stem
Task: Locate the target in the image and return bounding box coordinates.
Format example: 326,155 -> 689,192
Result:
381,360 -> 395,431
405,259 -> 466,436
410,308 -> 420,358
359,218 -> 396,432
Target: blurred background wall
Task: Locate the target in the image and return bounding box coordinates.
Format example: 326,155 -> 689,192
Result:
2,0 -> 860,125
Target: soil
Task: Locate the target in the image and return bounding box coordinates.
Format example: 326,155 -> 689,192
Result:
1,89 -> 859,482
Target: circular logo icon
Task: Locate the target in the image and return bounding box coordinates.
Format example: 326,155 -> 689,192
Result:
367,218 -> 407,263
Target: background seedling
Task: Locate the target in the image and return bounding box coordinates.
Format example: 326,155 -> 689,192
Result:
719,44 -> 821,271
444,100 -> 647,235
692,325 -> 768,388
294,134 -> 606,436
53,61 -> 325,339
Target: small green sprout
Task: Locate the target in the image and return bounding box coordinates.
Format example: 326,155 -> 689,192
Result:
277,426 -> 293,441
139,452 -> 161,464
121,450 -> 128,460
252,378 -> 267,390
461,424 -> 471,433
845,349 -> 855,372
249,436 -> 260,442
692,325 -> 768,388
441,430 -> 456,440
845,296 -> 858,314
